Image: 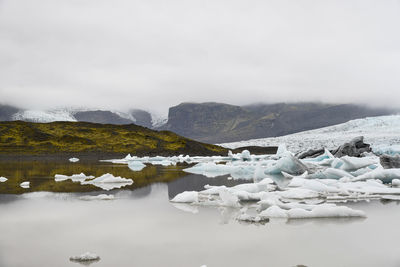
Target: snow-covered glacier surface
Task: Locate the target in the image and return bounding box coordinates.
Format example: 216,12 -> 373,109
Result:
12,109 -> 77,123
220,115 -> 400,153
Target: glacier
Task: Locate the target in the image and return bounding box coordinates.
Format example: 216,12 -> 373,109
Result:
220,115 -> 400,153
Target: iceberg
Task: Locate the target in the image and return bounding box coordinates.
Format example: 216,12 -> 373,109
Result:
240,150 -> 251,161
20,181 -> 30,189
264,152 -> 308,175
279,188 -> 320,199
258,204 -> 365,219
392,179 -> 400,187
55,173 -> 94,182
81,173 -> 133,191
184,162 -> 235,178
128,161 -> 146,171
69,157 -> 79,163
353,168 -> 400,182
338,156 -> 378,171
373,144 -> 400,156
219,190 -> 240,207
170,191 -> 199,203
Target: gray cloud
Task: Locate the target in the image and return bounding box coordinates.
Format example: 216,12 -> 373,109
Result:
1,0 -> 399,114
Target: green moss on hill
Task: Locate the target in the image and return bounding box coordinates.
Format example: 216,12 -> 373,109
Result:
0,121 -> 227,156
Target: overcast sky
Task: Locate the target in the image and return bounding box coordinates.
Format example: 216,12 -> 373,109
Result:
0,0 -> 399,114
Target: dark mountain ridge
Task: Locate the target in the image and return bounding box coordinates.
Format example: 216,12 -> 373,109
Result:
161,102 -> 396,143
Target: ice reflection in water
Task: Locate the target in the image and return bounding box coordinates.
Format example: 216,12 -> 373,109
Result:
0,160 -> 400,266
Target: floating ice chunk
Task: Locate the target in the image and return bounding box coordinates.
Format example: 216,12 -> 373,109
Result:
265,152 -> 307,175
219,190 -> 240,207
259,205 -> 288,218
79,194 -> 114,201
230,165 -> 256,180
287,205 -> 366,218
282,171 -> 308,179
128,161 -> 146,171
69,252 -> 100,262
0,176 -> 7,182
373,144 -> 400,156
310,168 -> 354,180
339,156 -> 378,171
288,178 -> 339,193
259,204 -> 365,219
230,179 -> 276,193
276,144 -> 288,157
20,181 -> 30,188
124,154 -> 136,160
353,168 -> 400,182
171,191 -> 199,203
55,173 -> 94,182
69,157 -> 79,162
81,173 -> 133,191
184,162 -> 234,178
279,188 -> 320,199
392,179 -> 400,187
240,150 -> 251,161
381,195 -> 400,200
350,166 -> 377,177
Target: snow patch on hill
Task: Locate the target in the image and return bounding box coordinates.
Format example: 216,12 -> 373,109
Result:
151,113 -> 168,128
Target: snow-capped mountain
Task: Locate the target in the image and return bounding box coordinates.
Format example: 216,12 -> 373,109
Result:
9,106 -> 167,128
220,115 -> 400,153
12,109 -> 77,122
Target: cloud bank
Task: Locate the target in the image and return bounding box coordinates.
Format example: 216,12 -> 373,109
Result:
0,0 -> 399,113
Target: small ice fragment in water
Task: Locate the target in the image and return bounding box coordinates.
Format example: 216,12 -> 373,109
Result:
55,173 -> 94,183
392,179 -> 400,187
170,191 -> 198,203
20,181 -> 30,188
69,252 -> 100,263
69,157 -> 80,162
128,161 -> 146,171
81,173 -> 133,191
0,176 -> 7,182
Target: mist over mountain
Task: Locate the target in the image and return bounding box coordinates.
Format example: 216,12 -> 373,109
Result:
1,101 -> 396,144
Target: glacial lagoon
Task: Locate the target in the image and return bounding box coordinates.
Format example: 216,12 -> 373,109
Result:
0,159 -> 400,267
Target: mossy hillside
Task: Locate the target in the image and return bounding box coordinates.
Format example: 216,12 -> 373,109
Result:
0,121 -> 227,156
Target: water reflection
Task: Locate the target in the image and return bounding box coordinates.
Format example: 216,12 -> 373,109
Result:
0,160 -> 187,194
167,173 -> 247,199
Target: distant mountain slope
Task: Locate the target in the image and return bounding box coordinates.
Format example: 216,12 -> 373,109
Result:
4,106 -> 159,128
0,104 -> 20,121
0,121 -> 227,157
220,115 -> 400,153
161,102 -> 395,143
73,110 -> 134,125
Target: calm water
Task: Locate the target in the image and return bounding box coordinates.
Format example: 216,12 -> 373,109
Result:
1,160 -> 400,267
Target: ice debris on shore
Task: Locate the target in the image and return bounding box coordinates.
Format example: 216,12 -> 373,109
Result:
69,252 -> 100,262
55,173 -> 133,191
69,157 -> 80,162
0,176 -> 7,182
20,181 -> 30,189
